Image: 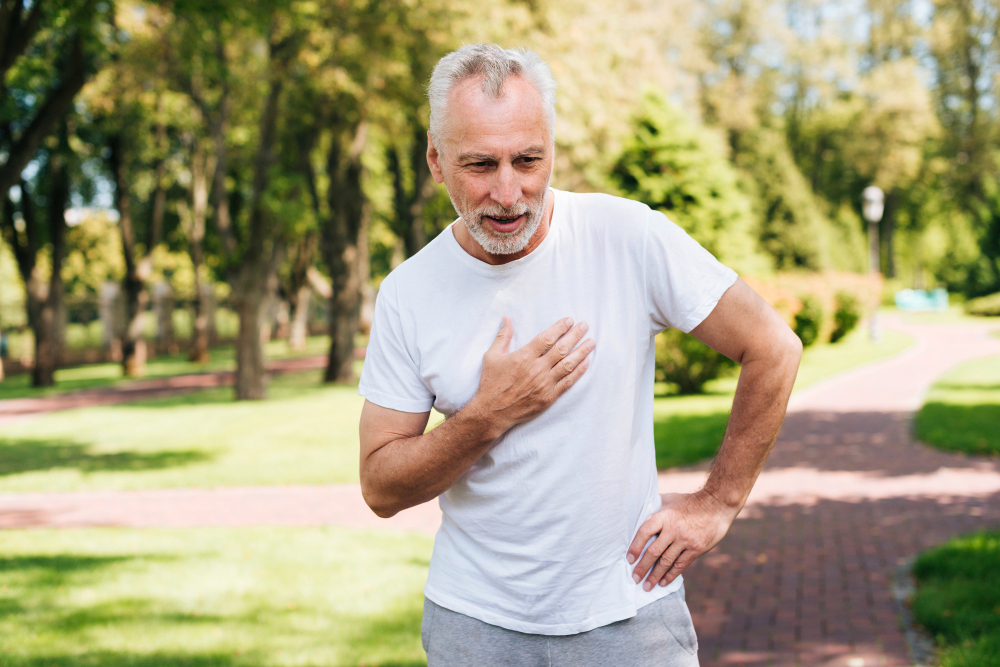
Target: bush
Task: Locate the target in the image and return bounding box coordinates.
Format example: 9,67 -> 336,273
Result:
793,296 -> 824,347
965,291 -> 1000,317
655,328 -> 736,395
830,291 -> 861,342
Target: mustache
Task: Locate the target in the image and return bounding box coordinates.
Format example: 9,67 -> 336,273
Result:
478,204 -> 529,219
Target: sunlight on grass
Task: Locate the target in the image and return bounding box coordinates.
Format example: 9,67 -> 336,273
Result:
913,530 -> 1000,667
0,526 -> 432,667
915,354 -> 1000,457
0,371 -> 362,492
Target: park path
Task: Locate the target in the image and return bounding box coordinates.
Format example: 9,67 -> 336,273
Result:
2,315 -> 1000,666
0,354 -> 328,426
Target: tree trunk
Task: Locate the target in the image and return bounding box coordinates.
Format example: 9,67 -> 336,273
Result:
323,121 -> 369,384
288,284 -> 311,350
229,28 -> 290,400
232,285 -> 268,400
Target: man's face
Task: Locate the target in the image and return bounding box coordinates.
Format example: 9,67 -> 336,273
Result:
428,75 -> 554,256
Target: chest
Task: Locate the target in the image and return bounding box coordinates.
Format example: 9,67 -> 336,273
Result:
410,257 -> 648,416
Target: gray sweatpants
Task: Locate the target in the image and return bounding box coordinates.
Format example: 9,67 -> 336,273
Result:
421,587 -> 700,666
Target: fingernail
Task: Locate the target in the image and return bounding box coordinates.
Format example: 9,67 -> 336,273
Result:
627,553 -> 635,564
632,574 -> 640,583
643,582 -> 652,591
564,317 -> 573,327
580,322 -> 589,333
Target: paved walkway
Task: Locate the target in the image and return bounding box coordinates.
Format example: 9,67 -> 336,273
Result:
0,354 -> 329,426
2,315 -> 1000,666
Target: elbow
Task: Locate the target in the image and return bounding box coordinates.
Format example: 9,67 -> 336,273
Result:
360,478 -> 399,519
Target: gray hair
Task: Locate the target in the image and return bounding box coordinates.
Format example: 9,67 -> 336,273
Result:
427,44 -> 557,148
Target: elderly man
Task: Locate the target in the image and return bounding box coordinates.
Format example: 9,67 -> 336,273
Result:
358,44 -> 801,666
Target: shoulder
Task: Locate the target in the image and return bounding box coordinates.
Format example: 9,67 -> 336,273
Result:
556,190 -> 654,248
377,224 -> 457,304
559,189 -> 651,220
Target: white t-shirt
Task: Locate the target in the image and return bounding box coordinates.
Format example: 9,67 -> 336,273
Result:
358,188 -> 738,635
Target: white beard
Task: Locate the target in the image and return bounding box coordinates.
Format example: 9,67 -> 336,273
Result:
450,187 -> 549,256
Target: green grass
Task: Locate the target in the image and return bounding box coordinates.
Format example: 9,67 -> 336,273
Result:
0,335 -> 332,401
652,326 -> 914,469
0,526 -> 432,667
915,354 -> 1000,457
912,530 -> 1000,667
0,371 -> 364,492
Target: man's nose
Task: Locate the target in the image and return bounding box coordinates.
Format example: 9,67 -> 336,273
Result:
491,164 -> 522,209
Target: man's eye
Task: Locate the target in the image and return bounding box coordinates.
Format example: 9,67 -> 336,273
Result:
519,157 -> 539,165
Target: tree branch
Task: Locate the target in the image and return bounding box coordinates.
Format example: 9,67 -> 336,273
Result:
0,36 -> 89,196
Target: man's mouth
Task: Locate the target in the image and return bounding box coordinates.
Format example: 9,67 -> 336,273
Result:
484,213 -> 525,232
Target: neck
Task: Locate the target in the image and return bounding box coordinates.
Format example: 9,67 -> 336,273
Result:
453,190 -> 555,266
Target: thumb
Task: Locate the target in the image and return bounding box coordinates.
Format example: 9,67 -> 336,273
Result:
489,316 -> 512,354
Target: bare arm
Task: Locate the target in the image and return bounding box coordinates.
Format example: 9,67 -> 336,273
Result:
360,316 -> 596,518
627,278 -> 802,589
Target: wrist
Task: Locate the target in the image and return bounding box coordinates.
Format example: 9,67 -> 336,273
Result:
462,394 -> 509,442
694,486 -> 744,518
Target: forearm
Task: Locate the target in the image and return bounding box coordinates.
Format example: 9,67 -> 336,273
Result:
361,398 -> 508,518
701,336 -> 802,512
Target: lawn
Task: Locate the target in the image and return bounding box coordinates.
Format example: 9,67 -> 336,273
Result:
915,354 -> 1000,457
0,526 -> 432,667
0,324 -> 913,493
912,530 -> 1000,667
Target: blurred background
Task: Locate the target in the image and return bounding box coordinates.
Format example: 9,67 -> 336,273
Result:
1,0 -> 999,666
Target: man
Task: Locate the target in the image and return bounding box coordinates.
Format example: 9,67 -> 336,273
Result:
358,44 -> 801,666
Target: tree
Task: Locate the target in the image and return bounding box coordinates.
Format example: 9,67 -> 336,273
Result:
609,90 -> 768,275
0,0 -> 102,386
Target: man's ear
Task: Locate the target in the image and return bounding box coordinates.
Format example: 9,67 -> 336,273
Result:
427,131 -> 445,184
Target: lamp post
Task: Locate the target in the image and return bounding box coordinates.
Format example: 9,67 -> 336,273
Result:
862,185 -> 885,342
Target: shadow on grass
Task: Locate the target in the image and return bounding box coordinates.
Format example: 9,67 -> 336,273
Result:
915,402 -> 1000,456
653,410 -> 730,469
0,438 -> 214,476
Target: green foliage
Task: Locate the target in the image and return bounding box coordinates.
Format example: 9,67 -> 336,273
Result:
609,91 -> 768,275
793,296 -> 824,347
913,530 -> 1000,667
830,292 -> 861,343
965,291 -> 1000,317
654,328 -> 737,395
736,129 -> 829,270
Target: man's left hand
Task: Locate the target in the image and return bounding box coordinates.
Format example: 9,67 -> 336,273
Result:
626,490 -> 740,591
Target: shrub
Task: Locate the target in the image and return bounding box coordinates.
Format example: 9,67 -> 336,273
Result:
830,291 -> 862,342
793,296 -> 824,347
655,328 -> 736,395
965,291 -> 1000,317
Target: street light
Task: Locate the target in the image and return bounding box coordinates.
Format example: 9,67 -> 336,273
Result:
862,185 -> 885,342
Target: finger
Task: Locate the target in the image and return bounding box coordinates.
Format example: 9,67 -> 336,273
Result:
627,516 -> 662,565
528,318 -> 574,356
645,543 -> 685,591
542,322 -> 588,368
659,549 -> 690,587
632,533 -> 672,585
488,317 -> 513,355
554,355 -> 590,395
550,337 -> 595,379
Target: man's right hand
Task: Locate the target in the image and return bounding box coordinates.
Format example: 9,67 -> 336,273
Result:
469,316 -> 596,433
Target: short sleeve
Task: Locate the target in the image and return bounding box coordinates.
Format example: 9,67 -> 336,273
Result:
645,210 -> 739,334
357,277 -> 435,413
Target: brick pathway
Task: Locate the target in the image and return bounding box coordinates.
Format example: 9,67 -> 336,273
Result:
2,316 -> 1000,666
0,354 -> 328,426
